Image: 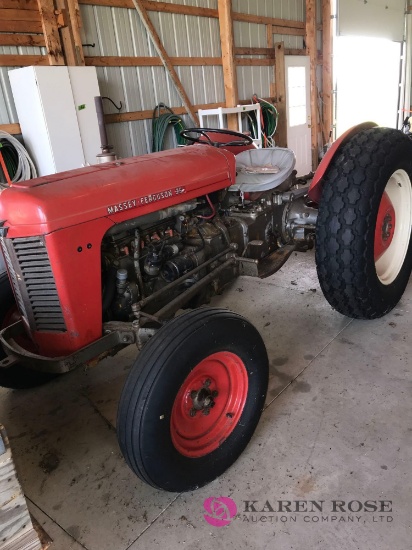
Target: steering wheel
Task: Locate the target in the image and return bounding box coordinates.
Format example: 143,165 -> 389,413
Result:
180,128 -> 254,148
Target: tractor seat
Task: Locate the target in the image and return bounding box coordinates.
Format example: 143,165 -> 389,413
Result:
229,147 -> 296,192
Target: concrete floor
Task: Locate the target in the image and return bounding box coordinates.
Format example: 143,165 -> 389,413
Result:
0,249 -> 411,550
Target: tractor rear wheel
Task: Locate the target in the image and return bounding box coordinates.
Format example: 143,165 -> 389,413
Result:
117,307 -> 268,492
316,127 -> 412,319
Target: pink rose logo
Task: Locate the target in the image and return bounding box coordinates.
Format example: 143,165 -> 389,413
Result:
203,496 -> 237,527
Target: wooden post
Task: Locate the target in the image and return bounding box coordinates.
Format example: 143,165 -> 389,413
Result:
131,0 -> 199,126
322,0 -> 332,145
266,24 -> 273,48
274,42 -> 287,147
305,0 -> 318,169
37,0 -> 65,65
218,0 -> 238,131
55,0 -> 85,65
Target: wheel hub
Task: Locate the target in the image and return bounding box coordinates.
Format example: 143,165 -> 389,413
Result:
374,191 -> 396,261
189,379 -> 218,416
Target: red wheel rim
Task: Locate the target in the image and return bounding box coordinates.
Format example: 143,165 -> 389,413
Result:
374,191 -> 396,262
170,351 -> 248,458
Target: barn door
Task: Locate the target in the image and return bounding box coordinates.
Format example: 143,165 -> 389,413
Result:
285,55 -> 312,176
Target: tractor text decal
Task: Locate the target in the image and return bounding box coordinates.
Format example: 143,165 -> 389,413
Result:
107,187 -> 186,215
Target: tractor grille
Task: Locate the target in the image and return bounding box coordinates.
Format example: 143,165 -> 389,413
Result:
0,236 -> 66,332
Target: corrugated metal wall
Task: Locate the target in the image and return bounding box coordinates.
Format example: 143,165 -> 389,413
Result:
0,0 -> 308,158
0,45 -> 46,125
80,0 -> 225,156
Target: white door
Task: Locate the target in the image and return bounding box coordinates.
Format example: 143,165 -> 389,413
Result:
285,56 -> 311,176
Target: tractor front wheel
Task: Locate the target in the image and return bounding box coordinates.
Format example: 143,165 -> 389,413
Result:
117,307 -> 269,492
316,127 -> 412,319
0,273 -> 57,389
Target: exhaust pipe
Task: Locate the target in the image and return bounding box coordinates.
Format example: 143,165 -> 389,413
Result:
94,96 -> 117,164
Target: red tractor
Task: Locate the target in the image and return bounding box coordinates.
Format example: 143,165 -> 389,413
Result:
0,124 -> 411,492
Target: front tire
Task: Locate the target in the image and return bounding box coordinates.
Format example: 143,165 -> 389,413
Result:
0,272 -> 57,389
117,308 -> 269,492
316,127 -> 412,319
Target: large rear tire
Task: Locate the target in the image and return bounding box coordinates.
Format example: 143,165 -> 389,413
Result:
117,307 -> 269,492
316,127 -> 412,319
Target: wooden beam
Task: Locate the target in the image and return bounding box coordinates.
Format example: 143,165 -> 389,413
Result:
285,48 -> 306,56
0,0 -> 37,8
86,50 -> 310,66
0,123 -> 21,134
0,54 -> 49,66
236,58 -> 273,67
104,98 -> 276,124
67,0 -> 85,64
218,0 -> 238,131
274,42 -> 287,147
78,0 -> 305,30
322,0 -> 333,145
139,0 -> 217,18
267,25 -> 273,47
105,102 -> 226,124
272,25 -> 305,36
130,0 -> 199,126
305,0 -> 318,170
37,0 -> 65,65
85,56 -> 223,66
236,47 -> 275,57
0,20 -> 42,32
0,8 -> 40,20
78,0 -> 218,16
55,0 -> 85,65
0,33 -> 45,46
232,12 -> 304,29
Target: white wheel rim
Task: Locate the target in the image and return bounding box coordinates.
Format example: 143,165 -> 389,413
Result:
375,169 -> 412,285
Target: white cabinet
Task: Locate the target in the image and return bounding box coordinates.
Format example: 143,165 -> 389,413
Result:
9,66 -> 101,177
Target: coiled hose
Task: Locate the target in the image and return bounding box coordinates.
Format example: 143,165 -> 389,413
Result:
0,130 -> 37,188
151,103 -> 189,152
247,95 -> 278,148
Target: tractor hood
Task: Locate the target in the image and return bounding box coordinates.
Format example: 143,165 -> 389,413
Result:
0,145 -> 236,237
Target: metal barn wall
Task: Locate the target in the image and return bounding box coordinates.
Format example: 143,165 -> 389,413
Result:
0,0 -> 307,159
80,0 -> 224,157
0,46 -> 46,126
233,0 -> 305,100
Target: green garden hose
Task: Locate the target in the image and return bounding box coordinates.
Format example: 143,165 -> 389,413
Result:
151,103 -> 189,152
248,95 -> 279,147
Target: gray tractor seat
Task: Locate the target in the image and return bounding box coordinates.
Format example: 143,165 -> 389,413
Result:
229,147 -> 296,192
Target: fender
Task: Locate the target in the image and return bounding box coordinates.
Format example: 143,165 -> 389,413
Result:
308,121 -> 378,204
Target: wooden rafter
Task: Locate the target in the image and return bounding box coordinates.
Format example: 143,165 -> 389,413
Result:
78,0 -> 305,31
84,55 -> 275,67
0,123 -> 21,134
37,0 -> 65,65
0,0 -> 38,7
305,0 -> 318,169
103,98 -> 275,124
274,42 -> 287,148
130,0 -> 199,126
0,54 -> 48,66
218,0 -> 238,131
322,0 -> 333,144
0,34 -> 45,47
55,0 -> 85,65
